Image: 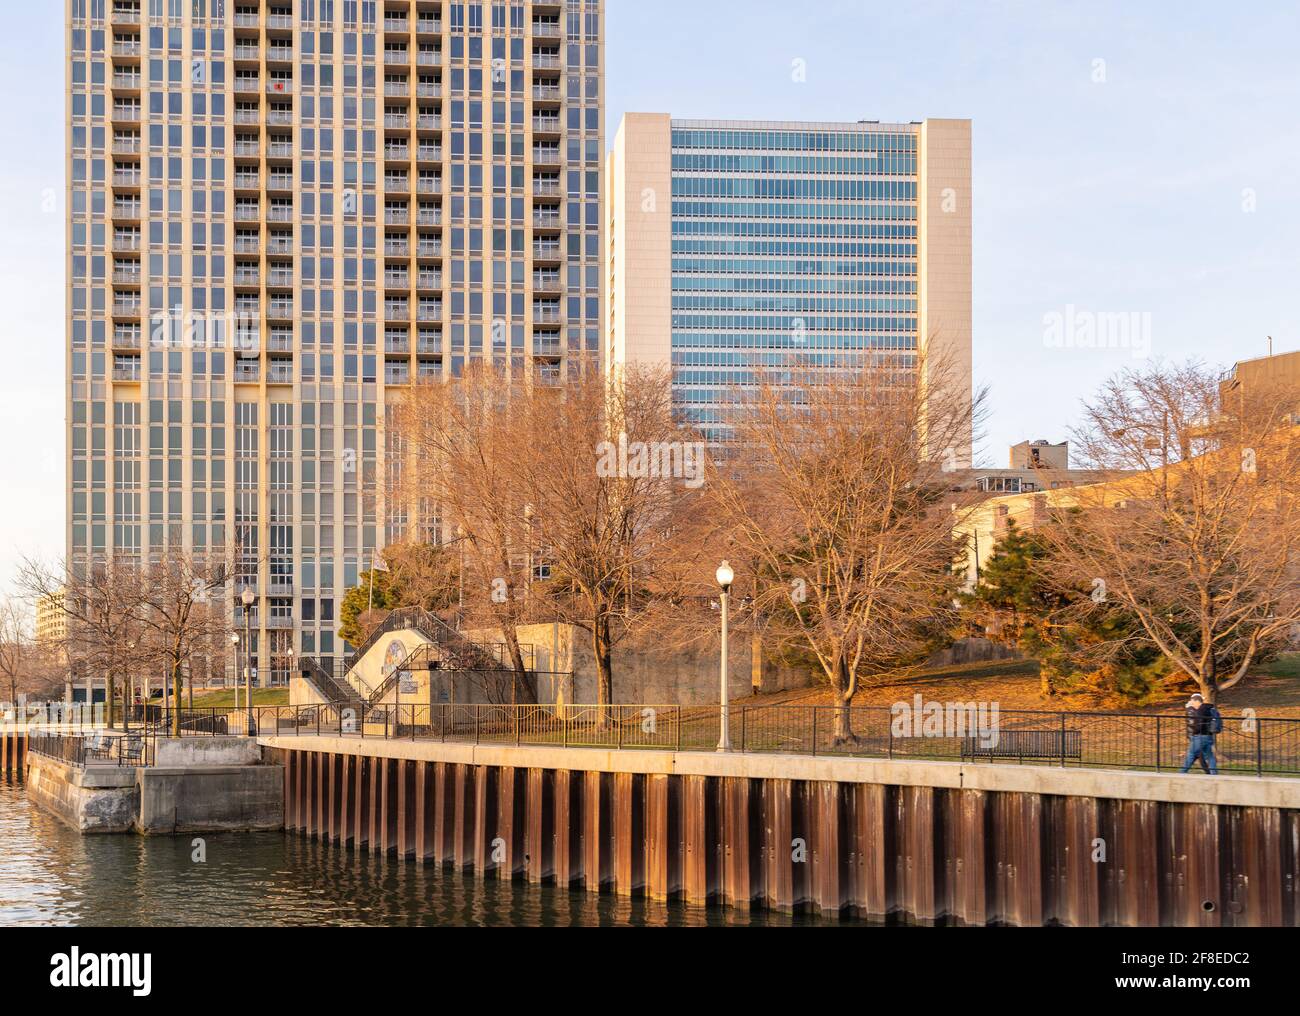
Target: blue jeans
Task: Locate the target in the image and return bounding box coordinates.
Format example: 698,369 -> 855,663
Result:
1180,734 -> 1218,775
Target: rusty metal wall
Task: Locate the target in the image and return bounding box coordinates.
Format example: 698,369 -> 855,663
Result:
278,747 -> 1300,926
1,730 -> 27,775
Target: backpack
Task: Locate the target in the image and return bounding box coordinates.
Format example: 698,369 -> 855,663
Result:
1208,706 -> 1224,735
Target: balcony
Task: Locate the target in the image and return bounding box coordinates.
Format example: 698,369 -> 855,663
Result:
384,144 -> 411,161
416,271 -> 442,290
385,365 -> 411,385
416,49 -> 441,68
268,361 -> 293,384
533,211 -> 562,230
416,175 -> 441,195
384,174 -> 411,192
532,147 -> 561,165
267,332 -> 293,352
113,168 -> 142,186
111,105 -> 142,123
233,11 -> 259,28
533,240 -> 561,260
268,109 -> 293,127
416,303 -> 442,323
416,144 -> 442,162
267,172 -> 294,191
417,334 -> 443,355
112,7 -> 142,25
267,141 -> 293,158
415,208 -> 441,226
234,108 -> 260,125
267,234 -> 293,255
267,204 -> 293,223
416,16 -> 442,34
112,72 -> 142,89
416,113 -> 440,130
384,271 -> 410,288
112,362 -> 143,381
235,205 -> 261,222
267,299 -> 294,318
113,201 -> 142,219
113,265 -> 142,285
234,43 -> 260,60
385,334 -> 410,354
533,272 -> 561,292
532,84 -> 561,102
234,363 -> 262,384
384,239 -> 410,256
267,45 -> 293,63
532,115 -> 561,136
113,234 -> 142,252
384,207 -> 410,225
112,137 -> 142,155
415,82 -> 441,99
112,329 -> 142,349
384,16 -> 409,32
384,113 -> 410,129
532,176 -> 561,197
532,21 -> 562,38
112,298 -> 143,317
234,75 -> 261,94
416,238 -> 442,257
532,304 -> 562,324
267,13 -> 293,30
234,234 -> 261,254
112,40 -> 142,57
384,80 -> 410,98
385,46 -> 411,67
532,53 -> 562,70
234,171 -> 261,189
267,268 -> 294,288
234,140 -> 261,157
266,79 -> 293,97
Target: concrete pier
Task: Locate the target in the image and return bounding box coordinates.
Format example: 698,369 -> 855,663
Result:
261,735 -> 1300,926
25,736 -> 283,835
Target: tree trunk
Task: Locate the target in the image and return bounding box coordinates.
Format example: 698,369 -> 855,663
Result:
829,655 -> 857,745
593,615 -> 614,730
504,631 -> 537,705
171,659 -> 183,737
1039,665 -> 1055,698
106,672 -> 117,730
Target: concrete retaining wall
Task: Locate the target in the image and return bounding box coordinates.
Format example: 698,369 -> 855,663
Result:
154,736 -> 262,769
137,765 -> 284,835
24,756 -> 138,834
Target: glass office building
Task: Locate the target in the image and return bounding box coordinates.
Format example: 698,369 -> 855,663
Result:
607,114 -> 970,453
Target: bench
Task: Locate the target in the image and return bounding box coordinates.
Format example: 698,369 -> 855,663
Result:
118,737 -> 146,767
84,733 -> 117,763
962,729 -> 1082,761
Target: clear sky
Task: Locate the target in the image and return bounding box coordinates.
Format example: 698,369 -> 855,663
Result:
3,1 -> 1298,591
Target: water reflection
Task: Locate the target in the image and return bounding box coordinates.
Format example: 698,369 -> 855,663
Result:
0,778 -> 825,927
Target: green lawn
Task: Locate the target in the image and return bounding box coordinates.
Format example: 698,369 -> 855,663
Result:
179,688 -> 291,710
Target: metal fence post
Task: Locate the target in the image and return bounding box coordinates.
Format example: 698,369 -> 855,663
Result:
1257,719 -> 1263,778
740,707 -> 747,754
1155,716 -> 1161,771
675,706 -> 681,752
1060,713 -> 1066,768
811,708 -> 817,758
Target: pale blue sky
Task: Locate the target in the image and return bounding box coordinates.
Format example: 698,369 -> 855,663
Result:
3,1 -> 1298,588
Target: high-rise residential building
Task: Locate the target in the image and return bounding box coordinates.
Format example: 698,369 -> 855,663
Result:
606,113 -> 972,460
66,0 -> 604,683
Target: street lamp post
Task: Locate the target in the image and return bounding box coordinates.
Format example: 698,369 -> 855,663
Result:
716,560 -> 734,752
241,587 -> 256,736
229,632 -> 241,716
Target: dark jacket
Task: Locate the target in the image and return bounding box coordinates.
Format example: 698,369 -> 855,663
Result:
1185,703 -> 1216,737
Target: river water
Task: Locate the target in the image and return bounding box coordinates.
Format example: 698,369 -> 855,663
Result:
0,778 -> 827,927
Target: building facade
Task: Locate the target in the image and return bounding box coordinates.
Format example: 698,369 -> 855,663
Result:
607,114 -> 972,457
66,0 -> 603,681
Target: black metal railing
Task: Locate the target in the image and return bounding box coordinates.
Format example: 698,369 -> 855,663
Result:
28,704 -> 1300,778
198,703 -> 1300,777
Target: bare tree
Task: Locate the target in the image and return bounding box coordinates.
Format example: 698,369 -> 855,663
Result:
703,357 -> 984,743
0,598 -> 32,707
134,551 -> 236,735
1043,360 -> 1300,703
20,557 -> 147,729
391,363 -> 541,702
519,363 -> 702,709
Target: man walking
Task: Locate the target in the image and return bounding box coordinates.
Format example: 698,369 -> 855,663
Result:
1179,693 -> 1220,775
